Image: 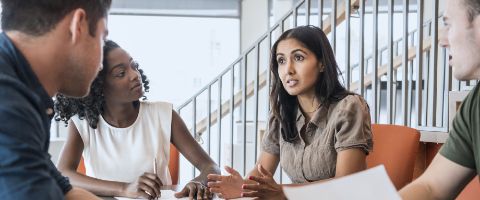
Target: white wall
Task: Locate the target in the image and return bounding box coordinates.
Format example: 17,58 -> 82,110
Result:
107,15 -> 240,107
241,0 -> 269,51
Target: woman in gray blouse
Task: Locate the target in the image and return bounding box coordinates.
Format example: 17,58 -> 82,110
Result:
208,25 -> 373,199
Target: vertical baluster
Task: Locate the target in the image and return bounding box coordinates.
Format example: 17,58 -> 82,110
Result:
359,0 -> 365,96
372,0 -> 379,123
401,0 -> 409,126
387,0 -> 394,124
345,0 -> 351,90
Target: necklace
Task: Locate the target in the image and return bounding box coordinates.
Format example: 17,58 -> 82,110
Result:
300,96 -> 321,113
303,104 -> 321,113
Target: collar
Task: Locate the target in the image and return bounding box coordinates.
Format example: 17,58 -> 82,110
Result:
0,33 -> 54,119
295,104 -> 328,131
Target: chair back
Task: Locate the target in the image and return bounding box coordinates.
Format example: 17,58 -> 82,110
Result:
366,124 -> 420,189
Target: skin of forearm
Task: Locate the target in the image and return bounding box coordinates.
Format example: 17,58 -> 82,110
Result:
62,169 -> 125,197
243,167 -> 268,185
399,182 -> 439,200
193,164 -> 221,185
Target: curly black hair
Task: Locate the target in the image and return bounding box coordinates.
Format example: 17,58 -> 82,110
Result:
54,40 -> 150,129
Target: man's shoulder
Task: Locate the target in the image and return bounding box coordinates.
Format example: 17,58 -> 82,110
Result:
470,83 -> 480,105
459,83 -> 480,116
0,72 -> 41,127
0,73 -> 37,107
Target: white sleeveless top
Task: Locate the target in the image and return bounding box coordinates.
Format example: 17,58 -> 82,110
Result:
71,101 -> 173,185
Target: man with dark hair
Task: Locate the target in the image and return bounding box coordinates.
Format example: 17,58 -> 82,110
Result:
400,0 -> 480,199
0,0 -> 111,199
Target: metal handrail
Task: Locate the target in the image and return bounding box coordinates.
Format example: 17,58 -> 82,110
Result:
173,0 -> 457,182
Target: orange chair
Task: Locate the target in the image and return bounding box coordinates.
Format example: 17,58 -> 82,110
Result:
168,144 -> 179,185
456,176 -> 480,200
366,124 -> 420,189
77,144 -> 180,185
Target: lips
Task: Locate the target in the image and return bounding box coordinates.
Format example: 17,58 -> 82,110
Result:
131,82 -> 142,90
286,79 -> 298,87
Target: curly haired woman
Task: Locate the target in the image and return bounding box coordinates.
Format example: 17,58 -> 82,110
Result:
55,40 -> 219,199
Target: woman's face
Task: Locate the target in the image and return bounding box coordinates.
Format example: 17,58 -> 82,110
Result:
276,38 -> 322,96
103,47 -> 144,103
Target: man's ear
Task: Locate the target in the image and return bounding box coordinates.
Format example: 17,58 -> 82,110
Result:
69,9 -> 87,44
473,15 -> 480,38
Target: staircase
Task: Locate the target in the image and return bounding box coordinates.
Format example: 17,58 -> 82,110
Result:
176,0 -> 478,180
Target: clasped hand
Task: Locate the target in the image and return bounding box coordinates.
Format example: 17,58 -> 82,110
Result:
208,165 -> 286,200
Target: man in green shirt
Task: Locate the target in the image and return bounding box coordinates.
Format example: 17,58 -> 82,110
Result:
400,0 -> 480,199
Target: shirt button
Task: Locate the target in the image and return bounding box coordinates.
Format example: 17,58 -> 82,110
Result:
46,108 -> 54,115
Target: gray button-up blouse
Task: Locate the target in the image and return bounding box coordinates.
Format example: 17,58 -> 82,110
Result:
261,95 -> 373,183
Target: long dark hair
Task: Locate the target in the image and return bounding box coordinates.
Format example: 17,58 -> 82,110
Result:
54,40 -> 150,129
270,25 -> 351,143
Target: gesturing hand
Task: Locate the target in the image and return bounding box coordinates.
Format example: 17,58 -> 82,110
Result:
174,181 -> 212,200
122,172 -> 163,199
241,165 -> 286,200
207,166 -> 244,199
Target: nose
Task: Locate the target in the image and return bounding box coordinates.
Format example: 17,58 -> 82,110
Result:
439,27 -> 449,48
128,68 -> 141,81
285,60 -> 295,75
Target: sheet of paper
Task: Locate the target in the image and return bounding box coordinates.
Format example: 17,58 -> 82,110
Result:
283,165 -> 401,200
114,190 -> 188,200
114,190 -> 254,200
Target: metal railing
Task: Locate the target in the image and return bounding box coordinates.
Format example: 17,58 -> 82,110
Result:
177,0 -> 361,180
173,0 -> 476,183
46,0 -> 480,184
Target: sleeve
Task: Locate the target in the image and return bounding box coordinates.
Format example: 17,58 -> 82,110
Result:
333,95 -> 373,154
261,113 -> 281,155
439,88 -> 476,169
0,80 -> 69,199
49,159 -> 73,195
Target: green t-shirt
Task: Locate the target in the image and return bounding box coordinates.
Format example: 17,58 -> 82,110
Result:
440,83 -> 480,173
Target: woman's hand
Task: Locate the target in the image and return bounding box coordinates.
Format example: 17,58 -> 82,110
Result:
207,166 -> 245,199
121,172 -> 163,199
174,181 -> 212,199
241,165 -> 286,200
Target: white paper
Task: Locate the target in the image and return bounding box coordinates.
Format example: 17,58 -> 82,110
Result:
114,190 -> 254,200
114,190 -> 188,200
283,165 -> 401,200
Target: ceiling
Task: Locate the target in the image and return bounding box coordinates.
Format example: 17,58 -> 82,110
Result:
109,0 -> 419,18
110,0 -> 241,18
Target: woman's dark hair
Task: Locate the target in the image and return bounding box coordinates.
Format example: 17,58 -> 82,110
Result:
270,25 -> 351,143
54,40 -> 150,129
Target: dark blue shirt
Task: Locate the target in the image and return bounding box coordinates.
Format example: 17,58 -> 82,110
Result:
0,33 -> 72,199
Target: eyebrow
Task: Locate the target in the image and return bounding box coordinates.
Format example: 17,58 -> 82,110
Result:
291,49 -> 307,54
110,58 -> 134,72
110,64 -> 125,73
276,49 -> 308,57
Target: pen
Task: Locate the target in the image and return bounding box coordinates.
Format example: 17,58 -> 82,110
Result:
154,157 -> 158,200
154,157 -> 157,176
146,158 -> 158,199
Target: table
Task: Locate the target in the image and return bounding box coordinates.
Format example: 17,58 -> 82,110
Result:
99,185 -> 253,200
